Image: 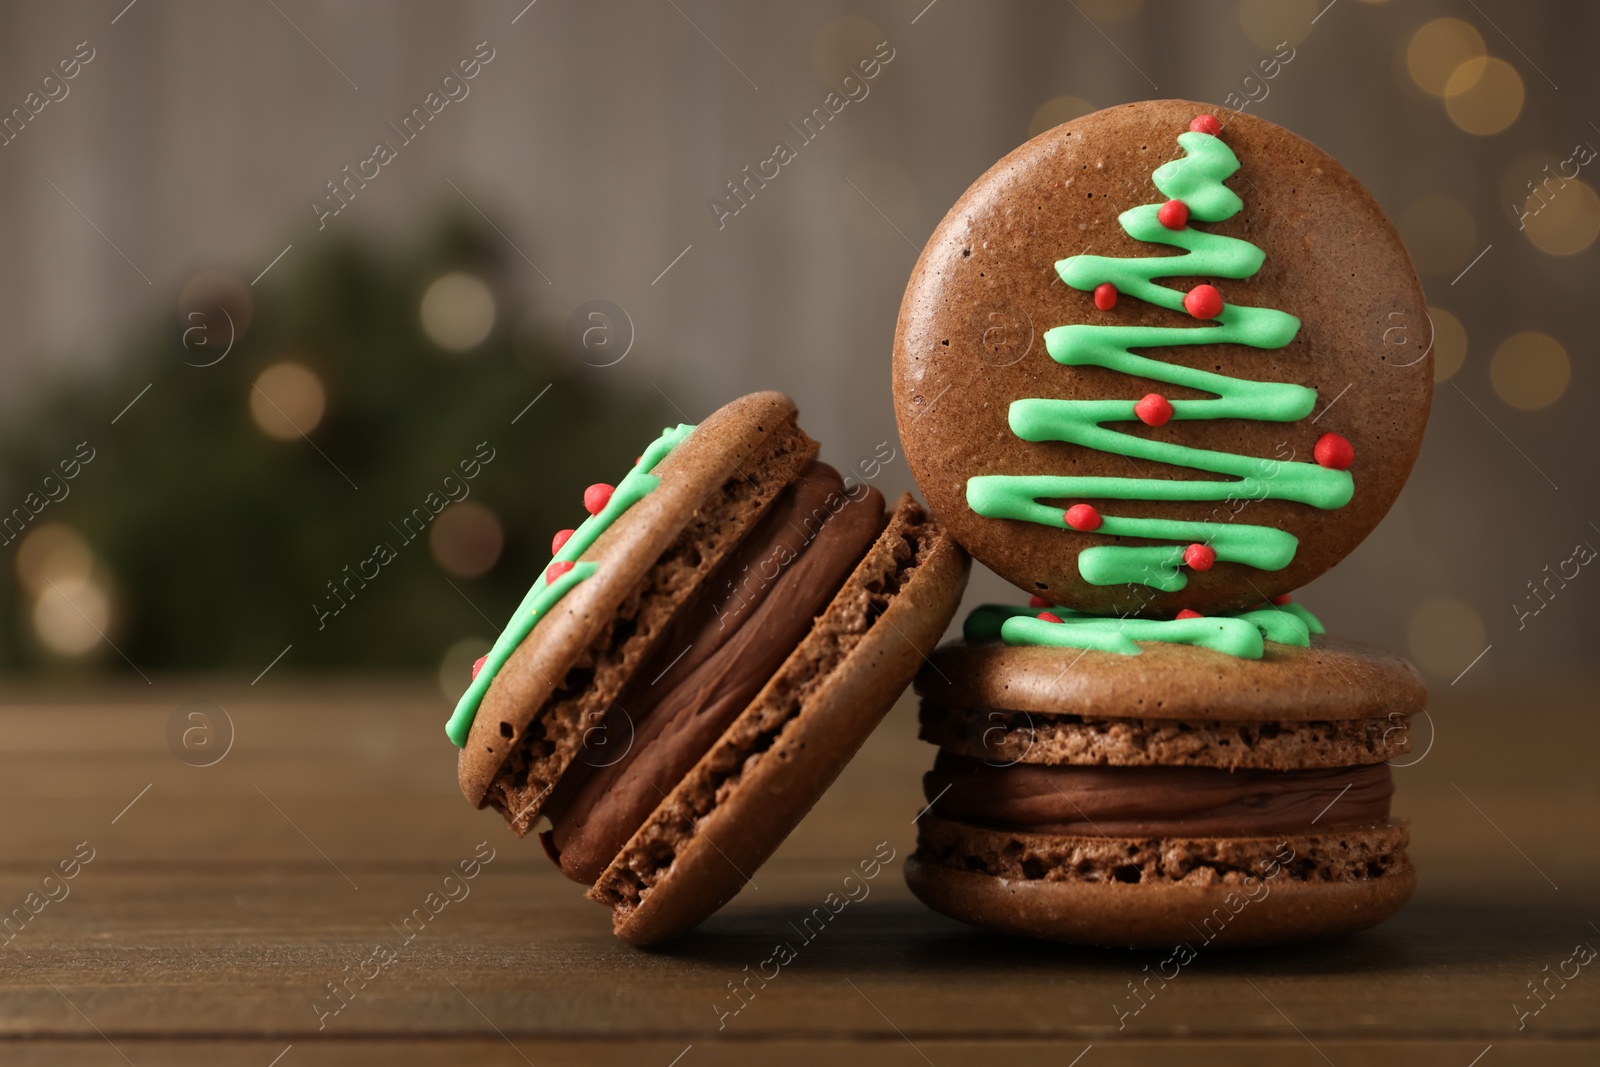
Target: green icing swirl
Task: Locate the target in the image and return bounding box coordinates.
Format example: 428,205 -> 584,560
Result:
965,128 -> 1352,595
964,600 -> 1325,659
445,422 -> 696,747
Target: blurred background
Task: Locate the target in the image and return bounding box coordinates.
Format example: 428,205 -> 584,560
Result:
1,0 -> 1595,698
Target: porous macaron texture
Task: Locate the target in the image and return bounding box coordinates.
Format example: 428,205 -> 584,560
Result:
906,819 -> 1415,948
892,99 -> 1431,614
590,495 -> 970,945
916,634 -> 1427,725
459,392 -> 818,823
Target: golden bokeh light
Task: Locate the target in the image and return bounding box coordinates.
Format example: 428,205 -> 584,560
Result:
429,501 -> 505,579
842,161 -> 920,239
1405,18 -> 1485,97
1239,0 -> 1316,50
1445,56 -> 1523,135
1491,331 -> 1569,411
438,635 -> 493,703
1029,96 -> 1095,138
1427,306 -> 1468,383
34,575 -> 112,657
249,362 -> 327,441
420,272 -> 496,352
15,523 -> 93,595
1399,196 -> 1476,274
812,15 -> 886,86
1521,179 -> 1600,256
1407,596 -> 1485,678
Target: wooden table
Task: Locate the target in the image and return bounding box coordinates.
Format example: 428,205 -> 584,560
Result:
1,677 -> 1596,1064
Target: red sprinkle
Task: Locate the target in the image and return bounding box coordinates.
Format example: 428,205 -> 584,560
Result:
1064,504 -> 1103,531
1183,543 -> 1217,571
583,483 -> 615,515
1037,612 -> 1064,624
1134,393 -> 1174,427
551,528 -> 575,555
1029,594 -> 1052,608
1157,199 -> 1190,230
471,655 -> 488,680
546,560 -> 575,582
1271,593 -> 1294,605
1314,432 -> 1354,470
1093,282 -> 1119,310
1176,609 -> 1203,620
1190,114 -> 1222,136
1183,284 -> 1223,320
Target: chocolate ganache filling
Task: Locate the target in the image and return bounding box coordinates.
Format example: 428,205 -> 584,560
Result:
925,750 -> 1393,837
546,462 -> 885,883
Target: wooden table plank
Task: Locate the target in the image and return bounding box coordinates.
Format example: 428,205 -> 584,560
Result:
0,680 -> 1596,1060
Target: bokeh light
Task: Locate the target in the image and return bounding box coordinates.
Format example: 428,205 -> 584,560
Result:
438,635 -> 493,703
1239,0 -> 1316,50
811,15 -> 886,86
1445,56 -> 1523,136
429,501 -> 505,579
1405,18 -> 1485,97
420,272 -> 496,352
1522,179 -> 1600,256
249,362 -> 327,441
1407,596 -> 1486,678
842,161 -> 920,239
1427,307 -> 1468,383
15,523 -> 93,596
1029,96 -> 1095,138
1491,332 -> 1569,411
1399,196 -> 1476,274
33,574 -> 112,657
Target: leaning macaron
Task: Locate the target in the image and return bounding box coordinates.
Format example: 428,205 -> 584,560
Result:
905,624 -> 1425,948
447,391 -> 969,944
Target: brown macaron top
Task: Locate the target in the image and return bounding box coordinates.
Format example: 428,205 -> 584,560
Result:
917,635 -> 1427,723
893,99 -> 1431,615
458,391 -> 816,811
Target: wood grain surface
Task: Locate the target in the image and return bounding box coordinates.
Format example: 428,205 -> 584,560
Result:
0,677 -> 1595,1064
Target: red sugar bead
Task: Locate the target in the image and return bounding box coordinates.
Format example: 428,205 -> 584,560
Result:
1157,199 -> 1189,230
551,528 -> 575,555
1183,543 -> 1216,571
1134,393 -> 1174,427
1093,282 -> 1119,310
471,655 -> 487,680
1064,504 -> 1103,531
546,560 -> 575,582
1271,593 -> 1294,605
1037,612 -> 1064,624
1190,114 -> 1222,136
1314,432 -> 1354,470
1176,609 -> 1203,620
1029,594 -> 1052,608
583,483 -> 614,515
1183,284 -> 1223,320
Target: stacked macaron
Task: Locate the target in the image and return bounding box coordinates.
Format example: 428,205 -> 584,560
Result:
446,392 -> 967,944
891,100 -> 1432,946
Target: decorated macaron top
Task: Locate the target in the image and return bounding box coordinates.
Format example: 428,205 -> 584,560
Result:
891,100 -> 1431,619
444,422 -> 695,746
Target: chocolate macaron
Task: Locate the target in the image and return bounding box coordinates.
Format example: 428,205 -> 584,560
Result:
446,392 -> 969,944
889,100 -> 1433,946
906,629 -> 1424,947
893,98 -> 1431,616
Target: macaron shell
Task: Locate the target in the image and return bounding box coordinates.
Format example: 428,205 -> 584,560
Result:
892,98 -> 1431,614
590,495 -> 971,945
907,818 -> 1415,948
917,634 -> 1426,723
459,391 -> 817,815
